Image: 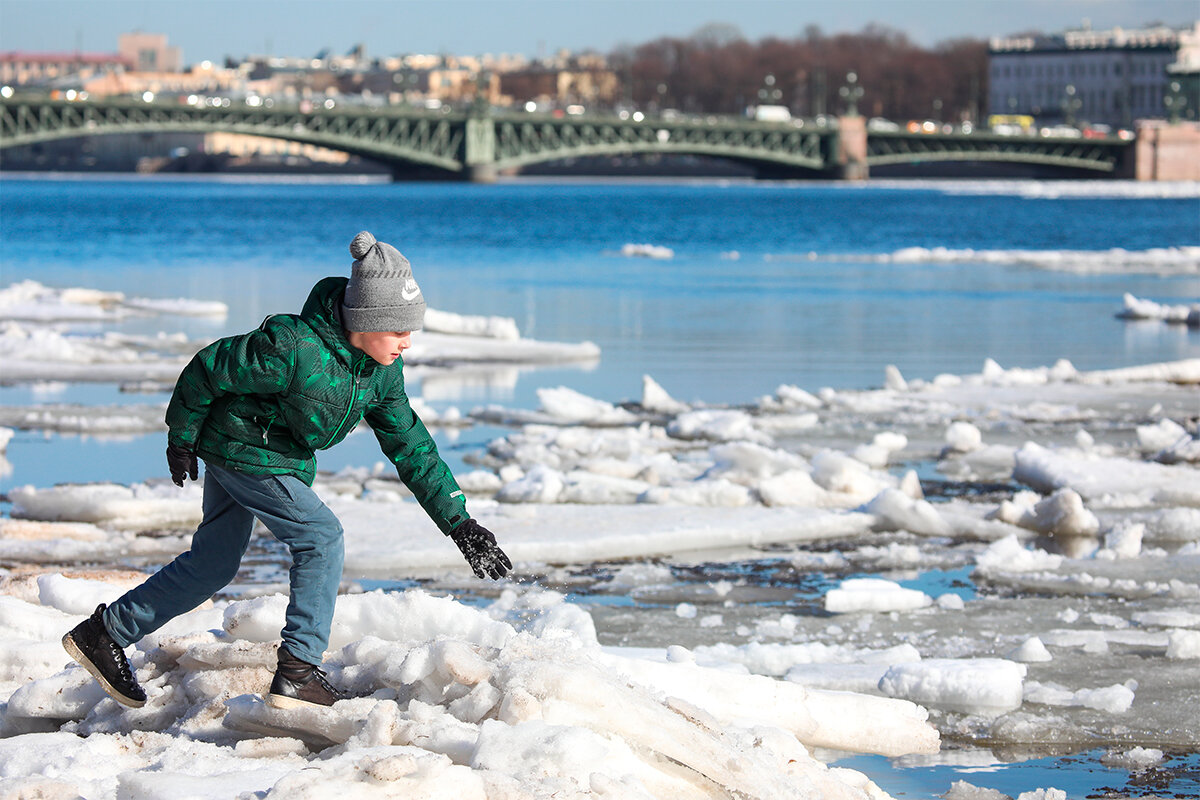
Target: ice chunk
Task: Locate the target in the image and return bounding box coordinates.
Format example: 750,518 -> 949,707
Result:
1101,746 -> 1165,769
1000,488 -> 1099,536
945,421 -> 983,453
9,482 -> 203,531
943,781 -> 1012,800
884,364 -> 908,391
640,374 -> 689,414
825,578 -> 933,614
423,307 -> 520,340
863,488 -> 952,536
1013,441 -> 1200,507
758,469 -> 828,507
667,409 -> 770,444
497,464 -> 565,503
619,243 -> 673,259
1166,630 -> 1200,659
811,451 -> 887,501
854,432 -> 908,468
1138,418 -> 1190,453
1024,680 -> 1136,713
879,659 -> 1026,715
536,386 -> 636,425
1007,637 -> 1053,663
1017,790 -> 1068,800
1101,522 -> 1144,559
976,535 -> 1063,573
1117,293 -> 1196,322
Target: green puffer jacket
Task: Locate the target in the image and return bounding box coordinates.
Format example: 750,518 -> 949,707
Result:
166,276 -> 468,534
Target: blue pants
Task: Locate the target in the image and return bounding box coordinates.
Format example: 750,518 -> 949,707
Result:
103,462 -> 344,666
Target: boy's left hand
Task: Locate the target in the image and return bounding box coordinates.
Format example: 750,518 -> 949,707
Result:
449,519 -> 512,580
167,444 -> 198,487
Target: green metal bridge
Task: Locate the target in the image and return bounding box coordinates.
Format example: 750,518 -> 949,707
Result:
0,96 -> 1133,180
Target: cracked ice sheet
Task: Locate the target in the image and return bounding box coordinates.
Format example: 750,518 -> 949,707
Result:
336,501 -> 874,574
0,578 -> 934,800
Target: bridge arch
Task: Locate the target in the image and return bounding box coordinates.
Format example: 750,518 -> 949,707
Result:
0,98 -> 469,175
487,115 -> 833,175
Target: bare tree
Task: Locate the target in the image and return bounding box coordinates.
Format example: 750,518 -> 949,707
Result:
607,24 -> 990,121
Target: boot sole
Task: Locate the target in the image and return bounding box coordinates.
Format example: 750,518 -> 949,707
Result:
265,692 -> 337,710
62,633 -> 146,709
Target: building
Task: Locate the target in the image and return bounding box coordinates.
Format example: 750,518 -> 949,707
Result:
0,51 -> 131,89
988,21 -> 1200,127
118,32 -> 181,73
499,55 -> 620,111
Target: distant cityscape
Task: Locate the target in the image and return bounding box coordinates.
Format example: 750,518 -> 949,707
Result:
1,20 -> 1197,175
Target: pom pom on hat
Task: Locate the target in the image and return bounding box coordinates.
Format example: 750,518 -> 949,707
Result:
349,230 -> 377,260
341,230 -> 425,333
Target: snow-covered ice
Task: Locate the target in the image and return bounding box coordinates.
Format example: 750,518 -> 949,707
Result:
0,579 -> 933,799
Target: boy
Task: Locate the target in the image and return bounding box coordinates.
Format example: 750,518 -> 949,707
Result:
63,231 -> 511,709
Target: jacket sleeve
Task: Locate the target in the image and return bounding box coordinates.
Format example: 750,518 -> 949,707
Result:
165,322 -> 296,448
365,370 -> 468,534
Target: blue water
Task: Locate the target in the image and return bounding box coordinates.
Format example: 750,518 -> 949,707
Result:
840,749 -> 1200,799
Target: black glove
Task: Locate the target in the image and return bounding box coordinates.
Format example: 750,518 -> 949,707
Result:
166,443 -> 198,487
449,519 -> 512,580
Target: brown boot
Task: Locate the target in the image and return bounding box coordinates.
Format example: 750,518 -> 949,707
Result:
266,645 -> 348,709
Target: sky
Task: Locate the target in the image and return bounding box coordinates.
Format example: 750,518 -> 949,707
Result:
0,0 -> 1196,63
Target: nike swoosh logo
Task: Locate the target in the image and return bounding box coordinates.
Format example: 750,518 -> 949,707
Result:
401,279 -> 421,301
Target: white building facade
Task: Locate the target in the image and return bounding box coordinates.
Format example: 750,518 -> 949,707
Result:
988,22 -> 1200,127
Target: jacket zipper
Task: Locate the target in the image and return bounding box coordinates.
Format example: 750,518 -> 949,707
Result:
258,412 -> 277,445
322,357 -> 364,450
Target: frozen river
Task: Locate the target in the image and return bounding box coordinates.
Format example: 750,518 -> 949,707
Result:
0,175 -> 1198,798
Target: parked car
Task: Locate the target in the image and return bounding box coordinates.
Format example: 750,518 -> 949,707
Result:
1039,125 -> 1083,138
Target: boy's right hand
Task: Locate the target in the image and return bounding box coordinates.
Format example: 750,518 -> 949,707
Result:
166,444 -> 198,487
449,519 -> 512,580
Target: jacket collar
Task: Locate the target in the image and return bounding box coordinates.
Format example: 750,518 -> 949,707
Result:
301,277 -> 378,374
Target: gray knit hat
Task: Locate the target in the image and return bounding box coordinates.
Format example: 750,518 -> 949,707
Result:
341,231 -> 426,332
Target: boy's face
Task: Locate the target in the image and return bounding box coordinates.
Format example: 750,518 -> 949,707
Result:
348,330 -> 413,365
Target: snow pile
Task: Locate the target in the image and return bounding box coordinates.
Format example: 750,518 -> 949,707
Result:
0,576 -> 939,799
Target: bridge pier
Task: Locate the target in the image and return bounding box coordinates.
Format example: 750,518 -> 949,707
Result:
1133,120 -> 1200,181
833,115 -> 869,180
466,163 -> 498,183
